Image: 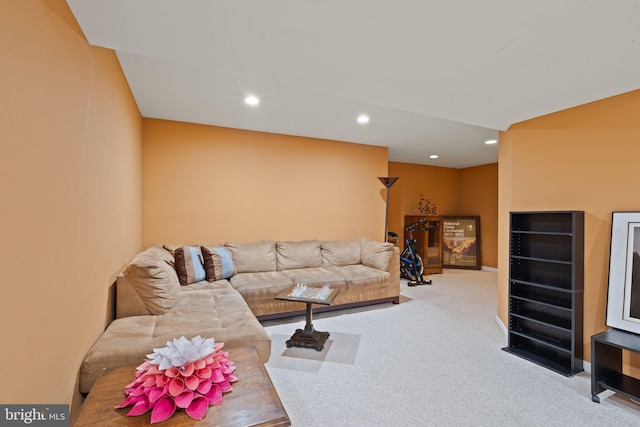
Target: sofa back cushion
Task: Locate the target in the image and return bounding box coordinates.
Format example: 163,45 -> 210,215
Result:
276,240 -> 322,270
161,244 -> 179,264
321,239 -> 362,266
122,245 -> 180,314
360,238 -> 395,271
225,240 -> 277,273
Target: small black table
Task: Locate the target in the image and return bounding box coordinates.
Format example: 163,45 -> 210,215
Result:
591,329 -> 640,403
275,286 -> 340,351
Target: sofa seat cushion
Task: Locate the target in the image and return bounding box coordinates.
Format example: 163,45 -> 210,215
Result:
327,265 -> 390,291
152,290 -> 265,344
79,316 -> 158,394
230,272 -> 294,302
276,240 -> 322,270
79,287 -> 271,394
280,267 -> 347,287
225,240 -> 277,273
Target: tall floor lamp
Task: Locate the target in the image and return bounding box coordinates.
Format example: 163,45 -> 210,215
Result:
378,177 -> 399,242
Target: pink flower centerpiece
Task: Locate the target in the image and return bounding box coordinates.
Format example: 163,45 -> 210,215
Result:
116,336 -> 237,424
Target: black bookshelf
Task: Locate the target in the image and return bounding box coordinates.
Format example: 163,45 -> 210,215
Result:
503,211 -> 584,376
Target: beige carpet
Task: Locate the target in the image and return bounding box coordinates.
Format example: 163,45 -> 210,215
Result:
262,269 -> 640,426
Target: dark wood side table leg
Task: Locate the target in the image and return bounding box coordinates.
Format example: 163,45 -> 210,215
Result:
286,302 -> 330,351
591,338 -> 623,403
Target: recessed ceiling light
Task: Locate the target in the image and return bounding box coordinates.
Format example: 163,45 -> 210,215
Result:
357,114 -> 370,124
244,95 -> 260,106
485,139 -> 497,145
430,154 -> 439,159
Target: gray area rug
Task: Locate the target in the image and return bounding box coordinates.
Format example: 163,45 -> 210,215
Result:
263,269 -> 640,426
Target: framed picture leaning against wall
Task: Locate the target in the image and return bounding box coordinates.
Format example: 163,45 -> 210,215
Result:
607,211 -> 640,335
442,216 -> 481,270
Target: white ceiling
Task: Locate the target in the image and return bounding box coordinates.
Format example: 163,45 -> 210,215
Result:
66,0 -> 640,168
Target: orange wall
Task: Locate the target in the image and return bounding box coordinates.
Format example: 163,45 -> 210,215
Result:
0,0 -> 142,415
498,89 -> 640,365
388,162 -> 498,268
459,163 -> 498,268
142,120 -> 388,246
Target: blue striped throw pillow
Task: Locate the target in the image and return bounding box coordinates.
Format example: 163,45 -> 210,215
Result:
174,246 -> 206,285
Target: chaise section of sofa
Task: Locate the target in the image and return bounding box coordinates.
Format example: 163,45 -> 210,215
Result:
78,245 -> 271,394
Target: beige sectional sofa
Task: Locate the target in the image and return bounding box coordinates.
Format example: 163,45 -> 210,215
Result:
79,238 -> 399,394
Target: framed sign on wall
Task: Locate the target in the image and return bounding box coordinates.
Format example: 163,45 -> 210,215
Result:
442,216 -> 481,269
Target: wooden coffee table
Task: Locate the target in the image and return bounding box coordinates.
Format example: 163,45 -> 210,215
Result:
275,286 -> 340,351
72,346 -> 290,427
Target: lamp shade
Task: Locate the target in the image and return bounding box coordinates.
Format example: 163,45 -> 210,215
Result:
378,177 -> 399,189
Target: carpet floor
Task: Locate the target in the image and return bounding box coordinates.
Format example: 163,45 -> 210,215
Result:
262,269 -> 640,426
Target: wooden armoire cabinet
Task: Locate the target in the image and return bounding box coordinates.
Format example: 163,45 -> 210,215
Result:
404,216 -> 443,275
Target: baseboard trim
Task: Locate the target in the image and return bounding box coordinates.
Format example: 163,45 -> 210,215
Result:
495,314 -> 508,337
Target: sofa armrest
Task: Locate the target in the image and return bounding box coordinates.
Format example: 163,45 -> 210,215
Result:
116,275 -> 152,318
385,247 -> 401,298
389,246 -> 400,275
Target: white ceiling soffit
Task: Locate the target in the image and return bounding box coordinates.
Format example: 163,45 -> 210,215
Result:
66,0 -> 640,168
